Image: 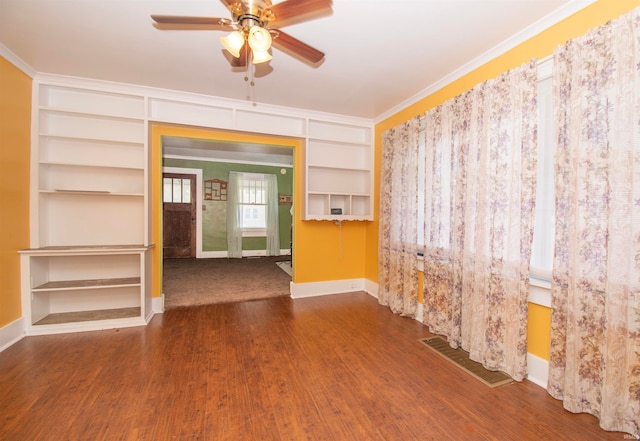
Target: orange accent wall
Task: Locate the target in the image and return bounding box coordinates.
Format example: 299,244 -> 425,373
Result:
150,124 -> 368,298
368,0 -> 640,360
0,57 -> 31,327
528,303 -> 552,360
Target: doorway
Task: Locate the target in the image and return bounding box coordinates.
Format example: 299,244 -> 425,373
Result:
152,125 -> 301,304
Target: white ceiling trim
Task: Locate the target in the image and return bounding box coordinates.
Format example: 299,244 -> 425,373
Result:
0,43 -> 36,78
374,0 -> 597,124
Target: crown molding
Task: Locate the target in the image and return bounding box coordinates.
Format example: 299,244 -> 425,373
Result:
0,43 -> 37,78
375,0 -> 597,124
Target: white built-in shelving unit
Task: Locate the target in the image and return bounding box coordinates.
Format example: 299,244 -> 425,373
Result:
305,120 -> 372,221
21,74 -> 373,334
20,83 -> 153,335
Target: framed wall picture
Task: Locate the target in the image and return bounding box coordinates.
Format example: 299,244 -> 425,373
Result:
204,179 -> 228,201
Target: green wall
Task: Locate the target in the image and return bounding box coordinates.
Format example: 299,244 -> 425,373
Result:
163,158 -> 293,252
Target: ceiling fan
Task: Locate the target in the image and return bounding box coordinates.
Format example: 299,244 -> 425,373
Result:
151,0 -> 332,67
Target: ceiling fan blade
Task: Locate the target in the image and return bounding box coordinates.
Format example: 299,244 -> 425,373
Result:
270,29 -> 324,64
151,15 -> 233,31
267,0 -> 332,27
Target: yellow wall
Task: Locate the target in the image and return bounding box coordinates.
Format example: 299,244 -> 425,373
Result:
150,124 -> 368,297
368,0 -> 640,360
528,303 -> 552,360
0,57 -> 31,327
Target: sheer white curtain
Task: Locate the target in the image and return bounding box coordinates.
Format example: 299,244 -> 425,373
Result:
226,171 -> 243,258
421,61 -> 538,381
378,118 -> 420,317
547,8 -> 640,437
226,172 -> 280,258
265,173 -> 280,256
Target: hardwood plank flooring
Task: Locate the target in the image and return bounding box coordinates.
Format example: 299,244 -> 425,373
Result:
0,292 -> 627,440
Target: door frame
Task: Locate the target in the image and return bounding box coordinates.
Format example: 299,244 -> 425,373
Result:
163,167 -> 203,258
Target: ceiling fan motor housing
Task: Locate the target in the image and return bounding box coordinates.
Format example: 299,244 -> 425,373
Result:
230,0 -> 275,28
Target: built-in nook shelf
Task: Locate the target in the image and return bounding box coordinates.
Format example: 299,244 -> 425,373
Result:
303,120 -> 373,221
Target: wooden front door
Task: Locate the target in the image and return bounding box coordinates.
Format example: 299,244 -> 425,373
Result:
163,173 -> 196,258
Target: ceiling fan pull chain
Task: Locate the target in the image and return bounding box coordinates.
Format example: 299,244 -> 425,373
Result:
245,59 -> 257,105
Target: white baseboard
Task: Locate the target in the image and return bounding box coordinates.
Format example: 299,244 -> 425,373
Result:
0,318 -> 25,352
290,278 -> 364,299
153,294 -> 165,314
415,303 -> 424,323
201,249 -> 291,259
202,251 -> 229,258
527,353 -> 549,389
364,279 -> 379,298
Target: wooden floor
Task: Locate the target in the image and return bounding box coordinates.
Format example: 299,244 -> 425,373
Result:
0,292 -> 625,440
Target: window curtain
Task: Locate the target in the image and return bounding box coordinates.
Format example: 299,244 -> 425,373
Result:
265,173 -> 280,256
226,171 -> 243,258
421,61 -> 538,381
227,172 -> 279,258
547,8 -> 640,437
378,118 -> 420,317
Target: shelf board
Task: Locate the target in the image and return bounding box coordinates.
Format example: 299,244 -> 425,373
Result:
39,133 -> 144,146
39,189 -> 144,197
39,161 -> 144,171
307,137 -> 370,147
308,191 -> 370,197
307,164 -> 370,172
33,277 -> 141,292
20,244 -> 154,255
33,307 -> 141,325
39,106 -> 145,122
304,215 -> 372,222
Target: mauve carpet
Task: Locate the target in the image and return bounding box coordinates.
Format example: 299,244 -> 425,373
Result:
163,256 -> 292,309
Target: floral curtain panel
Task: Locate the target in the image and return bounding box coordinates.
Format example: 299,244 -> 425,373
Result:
378,118 -> 420,317
547,8 -> 640,437
421,62 -> 538,381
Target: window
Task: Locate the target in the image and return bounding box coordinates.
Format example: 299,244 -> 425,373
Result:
238,174 -> 267,235
530,74 -> 555,280
417,63 -> 555,281
163,177 -> 191,203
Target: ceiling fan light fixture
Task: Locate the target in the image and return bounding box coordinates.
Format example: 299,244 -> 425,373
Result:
220,30 -> 245,58
252,49 -> 272,64
247,25 -> 272,52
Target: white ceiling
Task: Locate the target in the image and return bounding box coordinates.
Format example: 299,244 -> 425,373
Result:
1,0 -> 591,122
